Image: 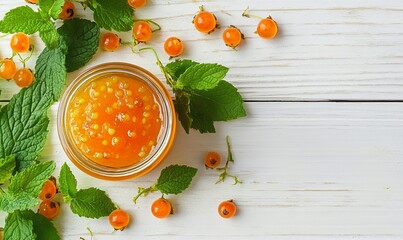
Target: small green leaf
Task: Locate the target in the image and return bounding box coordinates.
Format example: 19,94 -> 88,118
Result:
189,81 -> 246,133
39,25 -> 60,49
59,163 -> 78,197
91,0 -> 134,31
0,192 -> 39,213
174,92 -> 192,134
4,211 -> 36,240
8,161 -> 56,197
175,64 -> 229,91
156,165 -> 198,195
70,188 -> 116,218
22,210 -> 60,240
0,155 -> 16,184
39,0 -> 65,19
165,60 -> 198,81
35,42 -> 67,100
0,6 -> 48,34
58,18 -> 100,72
0,80 -> 53,171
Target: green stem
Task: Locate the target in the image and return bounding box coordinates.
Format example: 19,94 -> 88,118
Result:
132,184 -> 158,204
134,19 -> 162,32
138,47 -> 175,87
242,6 -> 264,20
0,34 -> 9,39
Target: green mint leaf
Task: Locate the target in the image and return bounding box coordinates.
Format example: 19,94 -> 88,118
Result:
91,0 -> 134,31
174,92 -> 192,134
22,210 -> 60,240
8,161 -> 55,197
156,165 -> 198,195
39,0 -> 65,19
39,24 -> 60,49
35,41 -> 67,100
0,155 -> 16,184
4,211 -> 36,240
0,192 -> 39,213
0,6 -> 47,34
59,163 -> 78,197
189,81 -> 247,133
175,64 -> 229,91
70,187 -> 116,218
0,80 -> 53,171
165,60 -> 198,81
58,18 -> 100,72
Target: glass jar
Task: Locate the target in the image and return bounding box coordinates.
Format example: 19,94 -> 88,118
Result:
57,62 -> 176,180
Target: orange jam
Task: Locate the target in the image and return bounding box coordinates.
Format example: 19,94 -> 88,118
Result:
67,74 -> 163,168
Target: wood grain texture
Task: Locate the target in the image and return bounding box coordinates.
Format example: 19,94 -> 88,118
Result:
0,0 -> 403,101
1,102 -> 403,239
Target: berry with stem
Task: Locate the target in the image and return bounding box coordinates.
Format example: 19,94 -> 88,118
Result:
216,136 -> 242,184
151,197 -> 173,218
101,33 -> 120,51
193,6 -> 218,34
242,6 -> 278,39
133,20 -> 161,43
39,179 -> 57,201
222,26 -> 244,49
10,33 -> 30,53
59,1 -> 76,20
109,209 -> 130,230
218,200 -> 237,218
205,151 -> 221,169
0,59 -> 17,80
13,68 -> 34,88
164,37 -> 184,58
128,0 -> 147,8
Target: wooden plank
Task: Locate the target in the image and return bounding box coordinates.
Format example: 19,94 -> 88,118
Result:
0,1 -> 403,101
1,102 -> 403,238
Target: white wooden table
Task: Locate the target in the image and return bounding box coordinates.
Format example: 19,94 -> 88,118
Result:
1,1 -> 403,239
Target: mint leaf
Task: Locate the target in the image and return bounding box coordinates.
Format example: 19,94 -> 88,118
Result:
70,187 -> 116,218
0,192 -> 39,213
0,80 -> 53,171
4,211 -> 36,240
39,0 -> 65,19
165,60 -> 198,81
174,93 -> 192,134
91,0 -> 134,31
189,81 -> 246,133
58,18 -> 100,72
156,165 -> 197,195
39,24 -> 60,49
8,161 -> 55,197
35,42 -> 67,100
59,163 -> 78,197
175,64 -> 229,91
0,6 -> 47,34
22,210 -> 60,240
0,155 -> 15,184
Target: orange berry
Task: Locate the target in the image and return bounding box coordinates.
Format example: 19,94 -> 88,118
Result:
218,200 -> 237,219
193,10 -> 217,33
10,33 -> 30,53
101,33 -> 120,51
59,1 -> 75,20
13,68 -> 34,88
133,21 -> 153,42
257,17 -> 278,39
222,26 -> 243,48
109,209 -> 130,230
39,179 -> 57,201
204,151 -> 221,169
25,0 -> 38,4
38,200 -> 60,220
151,198 -> 172,219
0,59 -> 17,80
128,0 -> 147,8
164,37 -> 184,57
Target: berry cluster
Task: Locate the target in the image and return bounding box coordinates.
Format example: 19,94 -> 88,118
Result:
38,177 -> 61,220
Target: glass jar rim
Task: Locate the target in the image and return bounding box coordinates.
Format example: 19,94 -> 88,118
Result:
57,62 -> 176,180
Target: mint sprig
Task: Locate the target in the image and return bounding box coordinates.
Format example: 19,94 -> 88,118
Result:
59,163 -> 116,218
133,165 -> 198,204
58,18 -> 100,72
0,155 -> 16,184
165,60 -> 247,133
89,0 -> 134,31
